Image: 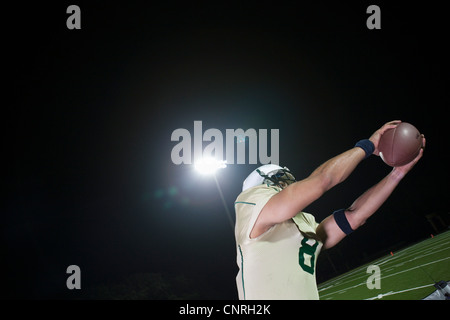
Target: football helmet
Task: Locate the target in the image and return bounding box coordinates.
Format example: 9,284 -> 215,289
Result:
242,164 -> 296,191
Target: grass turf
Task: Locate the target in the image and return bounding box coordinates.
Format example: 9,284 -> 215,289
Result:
318,230 -> 450,300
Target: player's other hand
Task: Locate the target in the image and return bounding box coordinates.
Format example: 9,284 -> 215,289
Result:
392,134 -> 425,179
369,120 -> 402,156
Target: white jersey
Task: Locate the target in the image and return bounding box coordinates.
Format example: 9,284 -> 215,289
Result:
234,184 -> 322,300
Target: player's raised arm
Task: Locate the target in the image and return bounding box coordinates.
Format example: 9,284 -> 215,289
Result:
250,120 -> 401,239
317,135 -> 425,249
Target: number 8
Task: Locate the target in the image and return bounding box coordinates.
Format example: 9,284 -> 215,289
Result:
298,237 -> 318,275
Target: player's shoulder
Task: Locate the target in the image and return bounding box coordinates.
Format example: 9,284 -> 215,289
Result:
292,211 -> 319,229
235,184 -> 281,204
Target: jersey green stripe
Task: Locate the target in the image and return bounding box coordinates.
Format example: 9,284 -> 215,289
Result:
234,201 -> 256,206
238,245 -> 246,300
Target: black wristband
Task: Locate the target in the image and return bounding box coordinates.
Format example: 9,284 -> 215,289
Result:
354,139 -> 375,159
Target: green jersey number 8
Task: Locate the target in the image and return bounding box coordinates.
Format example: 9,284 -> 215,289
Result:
299,237 -> 319,275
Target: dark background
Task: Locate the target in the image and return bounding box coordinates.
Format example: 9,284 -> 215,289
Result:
3,2 -> 449,299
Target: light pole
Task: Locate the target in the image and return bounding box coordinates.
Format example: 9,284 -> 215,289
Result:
194,157 -> 234,231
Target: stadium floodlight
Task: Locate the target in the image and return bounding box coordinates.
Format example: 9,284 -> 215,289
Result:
194,157 -> 227,175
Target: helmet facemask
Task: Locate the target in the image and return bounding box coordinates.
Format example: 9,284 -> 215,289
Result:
256,167 -> 296,189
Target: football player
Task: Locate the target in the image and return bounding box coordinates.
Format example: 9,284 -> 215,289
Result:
234,120 -> 425,299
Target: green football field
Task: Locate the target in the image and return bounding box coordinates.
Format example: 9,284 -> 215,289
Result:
318,230 -> 450,300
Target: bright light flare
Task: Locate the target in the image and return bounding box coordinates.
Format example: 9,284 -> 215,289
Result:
194,157 -> 227,175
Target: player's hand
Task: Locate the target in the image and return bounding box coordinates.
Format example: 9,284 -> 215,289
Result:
392,134 -> 425,179
369,120 -> 402,156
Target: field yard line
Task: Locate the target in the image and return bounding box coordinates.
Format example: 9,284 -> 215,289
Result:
366,241 -> 449,272
319,285 -> 334,291
325,235 -> 450,286
386,233 -> 450,260
404,246 -> 450,263
319,264 -> 369,289
319,257 -> 395,293
396,239 -> 449,258
381,245 -> 450,270
395,242 -> 446,258
380,256 -> 450,280
320,252 -> 424,292
395,232 -> 450,256
320,280 -> 367,298
387,234 -> 449,258
318,269 -> 367,291
318,231 -> 450,293
373,255 -> 394,267
319,248 -> 449,292
319,257 -> 449,298
365,283 -> 434,300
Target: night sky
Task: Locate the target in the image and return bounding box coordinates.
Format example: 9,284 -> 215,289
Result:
3,2 -> 449,299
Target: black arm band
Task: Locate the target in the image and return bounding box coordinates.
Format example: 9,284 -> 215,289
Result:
333,209 -> 354,235
354,139 -> 375,159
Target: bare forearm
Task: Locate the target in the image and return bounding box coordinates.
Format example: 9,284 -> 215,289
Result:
310,147 -> 366,191
346,169 -> 404,229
